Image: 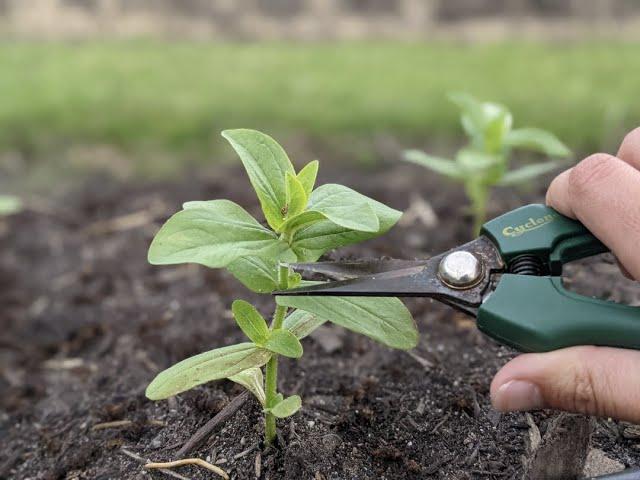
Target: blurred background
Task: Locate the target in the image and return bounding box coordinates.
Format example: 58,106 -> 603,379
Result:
1,0 -> 639,192
4,4 -> 640,478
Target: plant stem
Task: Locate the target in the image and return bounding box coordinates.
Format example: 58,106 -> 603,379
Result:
467,183 -> 488,236
472,197 -> 487,236
264,264 -> 289,446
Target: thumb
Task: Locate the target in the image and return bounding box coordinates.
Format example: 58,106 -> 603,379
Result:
491,346 -> 640,422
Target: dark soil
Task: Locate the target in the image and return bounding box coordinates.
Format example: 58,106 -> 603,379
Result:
1,163 -> 639,480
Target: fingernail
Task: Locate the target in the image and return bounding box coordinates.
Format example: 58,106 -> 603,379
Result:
493,380 -> 544,412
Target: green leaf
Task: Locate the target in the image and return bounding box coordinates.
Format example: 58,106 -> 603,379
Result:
449,92 -> 486,140
287,271 -> 302,288
279,210 -> 326,234
232,300 -> 269,345
291,194 -> 401,262
270,392 -> 284,408
148,200 -> 276,268
307,184 -> 379,232
483,107 -> 512,153
297,160 -> 319,197
313,202 -> 378,232
0,195 -> 22,216
283,185 -> 394,247
282,310 -> 326,340
226,241 -> 296,293
498,161 -> 560,186
229,367 -> 266,406
504,128 -> 572,157
277,296 -> 418,350
403,150 -> 464,179
182,200 -> 220,209
456,149 -> 502,173
285,171 -> 308,220
222,129 -> 294,230
145,343 -> 271,400
456,149 -> 506,187
265,329 -> 303,358
449,93 -> 512,152
267,395 -> 302,418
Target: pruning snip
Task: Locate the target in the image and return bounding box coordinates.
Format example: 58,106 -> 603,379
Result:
274,204 -> 640,353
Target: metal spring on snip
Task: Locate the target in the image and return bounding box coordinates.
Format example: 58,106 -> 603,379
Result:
509,254 -> 546,276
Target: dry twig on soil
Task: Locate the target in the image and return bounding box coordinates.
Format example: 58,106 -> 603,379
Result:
430,412 -> 451,434
120,448 -> 191,480
254,452 -> 261,479
145,458 -> 229,480
405,350 -> 434,370
92,420 -> 133,431
177,391 -> 249,456
94,419 -> 165,431
233,443 -> 258,460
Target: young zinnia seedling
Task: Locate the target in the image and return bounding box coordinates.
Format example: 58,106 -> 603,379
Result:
404,93 -> 571,234
146,129 -> 418,446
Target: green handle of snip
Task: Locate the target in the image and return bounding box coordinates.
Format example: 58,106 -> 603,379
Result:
477,204 -> 640,352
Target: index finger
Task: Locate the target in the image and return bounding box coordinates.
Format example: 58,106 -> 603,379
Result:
546,128 -> 640,278
546,153 -> 640,279
547,127 -> 640,218
617,127 -> 640,169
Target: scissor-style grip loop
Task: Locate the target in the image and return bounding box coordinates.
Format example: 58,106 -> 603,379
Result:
477,275 -> 640,352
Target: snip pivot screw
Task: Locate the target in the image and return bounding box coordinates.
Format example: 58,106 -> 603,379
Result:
438,251 -> 483,289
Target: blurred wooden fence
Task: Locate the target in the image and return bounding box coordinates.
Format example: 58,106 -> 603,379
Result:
1,0 -> 639,40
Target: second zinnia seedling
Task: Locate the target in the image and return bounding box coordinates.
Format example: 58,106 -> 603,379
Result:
404,93 -> 571,234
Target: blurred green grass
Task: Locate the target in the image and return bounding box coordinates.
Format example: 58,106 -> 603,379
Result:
1,41 -> 638,166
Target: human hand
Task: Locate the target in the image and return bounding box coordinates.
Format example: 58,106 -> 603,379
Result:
490,128 -> 640,422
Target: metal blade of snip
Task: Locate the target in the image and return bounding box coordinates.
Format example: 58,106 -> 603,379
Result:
285,259 -> 429,280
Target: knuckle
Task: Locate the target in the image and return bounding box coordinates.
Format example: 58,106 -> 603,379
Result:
545,169 -> 572,213
568,154 -> 619,199
568,349 -> 607,417
620,127 -> 640,153
571,366 -> 598,415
